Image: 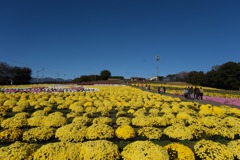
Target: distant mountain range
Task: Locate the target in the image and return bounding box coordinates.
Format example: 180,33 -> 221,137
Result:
30,77 -> 72,83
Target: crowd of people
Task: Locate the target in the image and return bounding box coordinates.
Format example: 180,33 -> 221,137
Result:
183,86 -> 204,100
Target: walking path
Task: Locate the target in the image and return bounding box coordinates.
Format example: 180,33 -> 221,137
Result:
138,86 -> 240,109
164,92 -> 240,109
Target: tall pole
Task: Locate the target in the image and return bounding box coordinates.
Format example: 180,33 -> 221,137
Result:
156,56 -> 160,81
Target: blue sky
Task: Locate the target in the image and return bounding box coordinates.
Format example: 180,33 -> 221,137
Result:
0,0 -> 239,79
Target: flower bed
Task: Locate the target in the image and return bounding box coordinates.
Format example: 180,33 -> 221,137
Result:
131,83 -> 240,107
204,96 -> 240,107
0,85 -> 239,159
0,84 -> 98,93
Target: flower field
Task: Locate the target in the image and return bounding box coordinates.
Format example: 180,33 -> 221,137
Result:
0,84 -> 240,159
132,83 -> 240,107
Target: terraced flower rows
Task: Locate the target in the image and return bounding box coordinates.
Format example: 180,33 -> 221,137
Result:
132,83 -> 240,106
0,85 -> 240,159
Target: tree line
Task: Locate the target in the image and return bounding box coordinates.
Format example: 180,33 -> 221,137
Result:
170,61 -> 240,90
0,61 -> 114,85
0,62 -> 32,85
0,61 -> 239,90
72,70 -> 112,83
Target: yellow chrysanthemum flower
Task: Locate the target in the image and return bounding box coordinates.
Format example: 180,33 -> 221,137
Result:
115,125 -> 135,140
164,143 -> 195,160
121,141 -> 169,160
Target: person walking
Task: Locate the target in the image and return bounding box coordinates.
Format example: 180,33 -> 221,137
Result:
157,86 -> 161,93
199,87 -> 204,100
189,86 -> 194,99
147,85 -> 150,91
183,87 -> 189,99
194,86 -> 200,100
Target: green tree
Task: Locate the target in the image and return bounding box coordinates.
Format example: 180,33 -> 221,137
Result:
0,62 -> 12,84
217,61 -> 240,90
77,74 -> 100,82
203,61 -> 240,90
100,70 -> 111,80
186,71 -> 205,85
0,62 -> 32,84
12,67 -> 32,84
203,70 -> 219,88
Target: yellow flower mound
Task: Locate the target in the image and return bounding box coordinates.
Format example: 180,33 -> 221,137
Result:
55,123 -> 87,142
212,106 -> 227,117
0,117 -> 4,125
223,116 -> 240,128
79,140 -> 120,160
0,105 -> 9,117
31,110 -> 46,117
204,126 -> 236,139
85,106 -> 97,116
0,128 -> 23,142
33,142 -> 82,160
149,108 -> 160,116
86,124 -> 114,140
164,143 -> 195,160
160,107 -> 173,114
116,117 -> 131,125
199,116 -> 222,127
43,111 -> 67,127
132,116 -> 155,127
69,102 -> 84,113
22,126 -> 55,142
0,141 -> 38,160
121,141 -> 169,160
72,114 -> 91,126
12,105 -> 25,113
164,124 -> 193,140
83,101 -> 93,107
191,116 -> 239,139
228,108 -> 240,116
43,106 -> 52,113
1,113 -> 28,128
66,111 -> 80,118
16,99 -> 29,108
28,116 -> 46,127
3,99 -> 17,108
15,112 -> 30,117
228,139 -> 240,160
115,125 -> 135,140
194,139 -> 234,160
137,127 -> 162,140
28,110 -> 46,127
176,112 -> 191,120
116,110 -> 127,118
93,116 -> 112,125
127,109 -> 135,114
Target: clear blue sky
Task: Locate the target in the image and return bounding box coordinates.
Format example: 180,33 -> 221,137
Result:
0,0 -> 239,80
